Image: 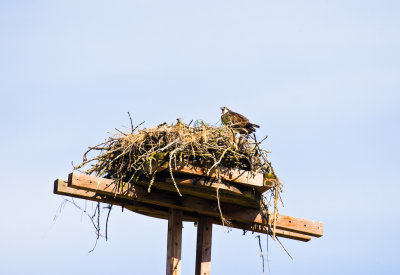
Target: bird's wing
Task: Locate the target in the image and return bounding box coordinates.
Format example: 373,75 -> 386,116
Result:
230,111 -> 249,125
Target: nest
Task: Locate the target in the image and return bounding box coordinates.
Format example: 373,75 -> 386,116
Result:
74,118 -> 282,233
75,120 -> 275,183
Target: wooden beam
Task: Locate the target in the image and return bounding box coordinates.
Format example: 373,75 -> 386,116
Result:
166,209 -> 182,275
54,179 -> 311,241
157,162 -> 273,193
221,207 -> 324,238
236,223 -> 312,241
67,173 -> 323,237
195,216 -> 213,275
274,215 -> 324,238
54,179 -> 178,220
136,177 -> 261,209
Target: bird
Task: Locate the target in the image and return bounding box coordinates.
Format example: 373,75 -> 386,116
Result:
220,107 -> 259,134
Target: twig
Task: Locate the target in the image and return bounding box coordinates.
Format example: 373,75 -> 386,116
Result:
127,112 -> 134,133
168,149 -> 182,196
256,234 -> 265,275
216,186 -> 231,231
276,236 -> 293,260
207,148 -> 229,176
104,204 -> 113,241
266,234 -> 270,273
272,178 -> 282,239
132,120 -> 145,133
53,199 -> 68,223
62,199 -> 102,253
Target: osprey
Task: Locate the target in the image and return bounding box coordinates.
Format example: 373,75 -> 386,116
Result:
220,107 -> 259,134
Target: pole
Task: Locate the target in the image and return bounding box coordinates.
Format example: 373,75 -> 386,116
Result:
195,215 -> 213,275
166,208 -> 183,275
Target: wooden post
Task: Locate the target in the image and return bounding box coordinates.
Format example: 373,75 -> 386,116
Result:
195,216 -> 213,275
166,208 -> 183,275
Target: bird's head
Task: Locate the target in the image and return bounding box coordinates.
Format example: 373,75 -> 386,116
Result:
220,106 -> 230,114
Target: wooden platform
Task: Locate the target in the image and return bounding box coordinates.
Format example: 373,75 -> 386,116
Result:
54,173 -> 323,240
54,170 -> 323,275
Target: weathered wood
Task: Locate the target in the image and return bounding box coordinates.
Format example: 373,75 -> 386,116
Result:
195,216 -> 213,275
166,209 -> 182,275
54,179 -> 312,241
67,173 -> 323,237
273,214 -> 324,238
234,222 -> 312,241
136,177 -> 261,209
222,206 -> 324,238
54,179 -> 177,220
157,162 -> 274,193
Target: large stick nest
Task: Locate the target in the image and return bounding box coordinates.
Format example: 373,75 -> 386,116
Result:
74,118 -> 285,239
74,119 -> 278,191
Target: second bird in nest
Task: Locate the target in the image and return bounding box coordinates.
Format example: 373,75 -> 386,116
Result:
220,107 -> 259,135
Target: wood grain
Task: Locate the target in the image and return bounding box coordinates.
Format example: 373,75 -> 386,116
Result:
157,162 -> 274,193
54,179 -> 185,220
54,179 -> 312,241
135,177 -> 261,209
195,216 -> 213,275
166,209 -> 182,275
66,173 -> 323,237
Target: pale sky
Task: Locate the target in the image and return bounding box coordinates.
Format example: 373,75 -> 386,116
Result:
0,1 -> 399,274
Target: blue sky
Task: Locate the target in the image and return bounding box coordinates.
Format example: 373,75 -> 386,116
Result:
0,1 -> 399,274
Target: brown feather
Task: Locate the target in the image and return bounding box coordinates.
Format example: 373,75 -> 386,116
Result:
221,108 -> 259,134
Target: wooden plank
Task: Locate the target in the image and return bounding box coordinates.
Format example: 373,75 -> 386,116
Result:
54,179 -> 311,241
274,215 -> 324,238
166,209 -> 182,275
221,207 -> 324,238
136,177 -> 261,209
235,222 -> 312,241
157,162 -> 274,193
195,216 -> 213,275
54,179 -> 182,220
68,173 -> 323,237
